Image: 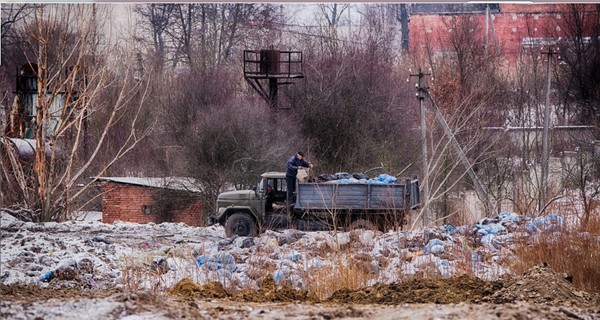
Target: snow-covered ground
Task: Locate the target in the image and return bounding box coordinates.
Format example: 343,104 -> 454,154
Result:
1,209 -> 550,293
1,209 -> 598,319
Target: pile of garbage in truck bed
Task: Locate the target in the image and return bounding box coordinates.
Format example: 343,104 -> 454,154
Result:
0,208 -> 577,296
315,172 -> 400,184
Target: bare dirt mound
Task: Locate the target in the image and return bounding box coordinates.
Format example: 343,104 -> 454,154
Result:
167,278 -> 228,299
327,274 -> 501,304
232,276 -> 317,303
169,265 -> 600,307
484,263 -> 600,308
168,276 -> 317,303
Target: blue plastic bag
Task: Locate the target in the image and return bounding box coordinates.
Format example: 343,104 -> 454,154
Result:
40,271 -> 54,282
375,174 -> 397,184
475,223 -> 505,235
423,238 -> 445,254
498,211 -> 520,223
441,224 -> 457,234
196,253 -> 237,272
274,270 -> 285,283
529,213 -> 563,232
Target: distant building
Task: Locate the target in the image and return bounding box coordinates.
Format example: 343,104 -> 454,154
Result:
409,4 -> 599,67
99,177 -> 204,227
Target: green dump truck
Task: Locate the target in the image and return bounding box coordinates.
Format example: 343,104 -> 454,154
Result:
209,171 -> 420,237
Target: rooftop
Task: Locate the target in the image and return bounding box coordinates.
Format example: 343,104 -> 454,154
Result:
97,177 -> 201,193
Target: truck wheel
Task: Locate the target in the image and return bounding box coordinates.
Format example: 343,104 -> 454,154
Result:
349,219 -> 377,231
225,213 -> 258,238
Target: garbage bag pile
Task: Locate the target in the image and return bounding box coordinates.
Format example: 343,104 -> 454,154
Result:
317,172 -> 398,184
0,209 -> 573,293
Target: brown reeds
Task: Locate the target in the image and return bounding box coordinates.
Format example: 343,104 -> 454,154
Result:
512,216 -> 600,293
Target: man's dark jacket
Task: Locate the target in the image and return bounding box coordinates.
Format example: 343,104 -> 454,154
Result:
286,156 -> 310,177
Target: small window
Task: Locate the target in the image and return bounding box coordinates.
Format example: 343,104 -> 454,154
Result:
143,205 -> 152,215
276,178 -> 287,192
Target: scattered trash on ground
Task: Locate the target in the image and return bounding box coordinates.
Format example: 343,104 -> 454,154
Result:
2,209 -> 599,311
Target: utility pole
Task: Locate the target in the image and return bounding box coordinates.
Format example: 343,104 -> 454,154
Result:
483,5 -> 499,56
398,4 -> 409,54
540,48 -> 557,211
484,4 -> 489,56
410,68 -> 432,226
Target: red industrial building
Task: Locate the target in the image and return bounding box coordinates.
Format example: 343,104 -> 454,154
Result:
409,4 -> 599,66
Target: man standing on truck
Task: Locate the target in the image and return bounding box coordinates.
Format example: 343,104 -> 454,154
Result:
286,151 -> 312,206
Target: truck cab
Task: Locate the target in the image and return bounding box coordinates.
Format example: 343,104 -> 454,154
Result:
211,172 -> 289,237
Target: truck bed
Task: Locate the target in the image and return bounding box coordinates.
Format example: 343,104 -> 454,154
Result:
295,180 -> 418,211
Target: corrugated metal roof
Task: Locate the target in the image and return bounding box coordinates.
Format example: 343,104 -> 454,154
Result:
98,177 -> 201,193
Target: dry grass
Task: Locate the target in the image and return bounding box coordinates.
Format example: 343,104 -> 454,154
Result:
120,254 -> 163,293
512,216 -> 600,293
298,252 -> 376,300
118,235 -> 379,301
285,233 -> 380,300
121,254 -> 175,294
118,208 -> 600,300
119,250 -> 206,295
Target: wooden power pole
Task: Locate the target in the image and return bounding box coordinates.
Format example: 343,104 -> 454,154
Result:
540,48 -> 557,211
410,68 -> 432,226
410,67 -> 491,220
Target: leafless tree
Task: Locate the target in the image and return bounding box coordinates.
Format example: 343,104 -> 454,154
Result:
133,4 -> 175,71
355,4 -> 400,60
292,42 -> 417,176
1,4 -> 34,41
412,12 -> 509,224
555,4 -> 600,129
560,146 -> 600,225
318,3 -> 349,28
411,88 -> 504,227
135,4 -> 279,71
139,63 -> 297,215
1,4 -> 153,221
0,4 -> 35,109
279,4 -> 419,179
310,4 -> 351,56
496,15 -> 590,217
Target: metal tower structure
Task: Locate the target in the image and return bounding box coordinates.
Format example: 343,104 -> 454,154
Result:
243,49 -> 304,109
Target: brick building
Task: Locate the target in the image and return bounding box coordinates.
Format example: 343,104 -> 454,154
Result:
99,177 -> 204,227
409,4 -> 599,66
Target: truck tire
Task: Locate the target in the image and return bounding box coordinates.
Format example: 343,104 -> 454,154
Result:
225,213 -> 258,238
349,219 -> 377,231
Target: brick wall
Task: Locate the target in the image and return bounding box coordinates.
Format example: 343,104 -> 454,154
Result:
100,181 -> 204,227
409,4 -> 598,66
